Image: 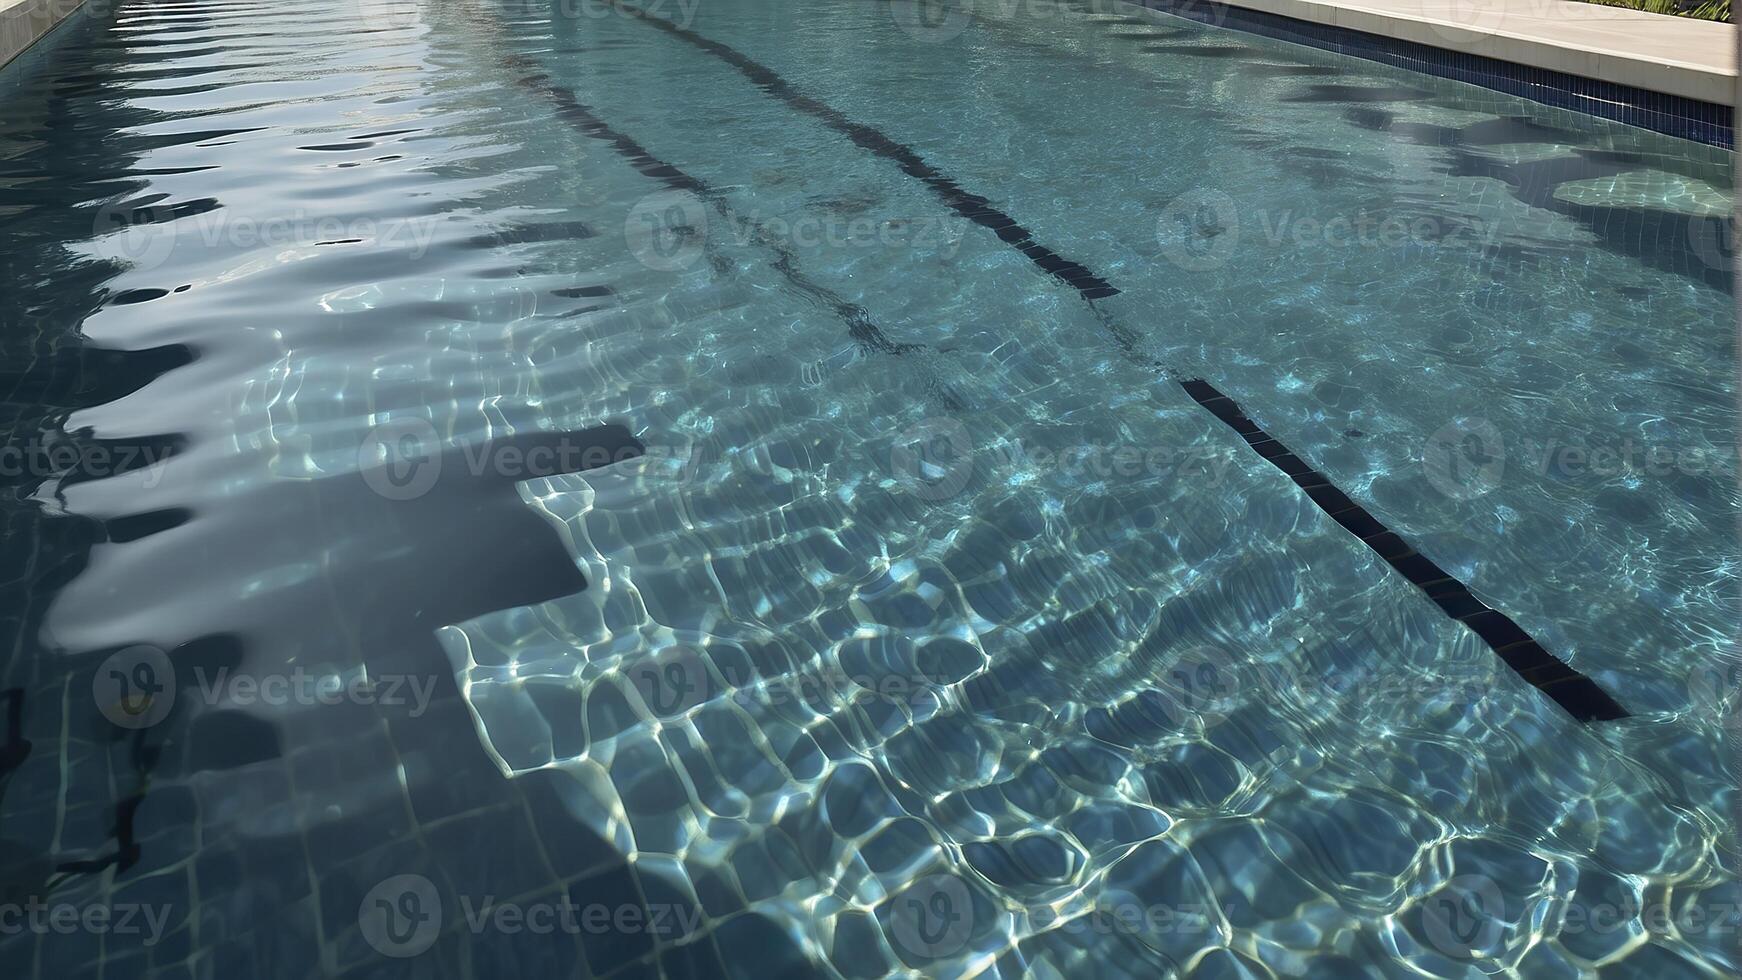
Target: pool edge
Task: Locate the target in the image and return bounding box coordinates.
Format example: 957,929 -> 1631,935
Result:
1123,0 -> 1736,148
0,0 -> 86,74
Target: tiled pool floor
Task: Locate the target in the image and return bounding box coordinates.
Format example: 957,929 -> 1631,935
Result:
0,0 -> 1734,977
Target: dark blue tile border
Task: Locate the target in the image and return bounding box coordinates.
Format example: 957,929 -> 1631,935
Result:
1130,0 -> 1734,148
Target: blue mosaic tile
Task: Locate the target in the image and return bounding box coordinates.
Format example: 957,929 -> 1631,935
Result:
1133,0 -> 1734,148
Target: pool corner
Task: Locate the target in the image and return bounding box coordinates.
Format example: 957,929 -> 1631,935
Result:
1,0 -> 86,72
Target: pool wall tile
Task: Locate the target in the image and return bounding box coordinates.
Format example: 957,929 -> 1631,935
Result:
1130,0 -> 1735,148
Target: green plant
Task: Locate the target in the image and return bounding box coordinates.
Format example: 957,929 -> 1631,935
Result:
1577,0 -> 1730,21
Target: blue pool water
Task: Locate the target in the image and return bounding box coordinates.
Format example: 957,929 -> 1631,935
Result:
0,0 -> 1735,975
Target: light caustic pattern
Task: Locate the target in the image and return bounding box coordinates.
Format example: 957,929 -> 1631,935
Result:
441,7 -> 1736,980
0,0 -> 1732,976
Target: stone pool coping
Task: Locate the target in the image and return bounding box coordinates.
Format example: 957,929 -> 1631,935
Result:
0,0 -> 82,71
1197,0 -> 1735,104
1125,0 -> 1735,144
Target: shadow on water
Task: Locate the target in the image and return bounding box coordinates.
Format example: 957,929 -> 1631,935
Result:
0,9 -> 761,976
0,7 -> 199,916
1342,106 -> 1735,293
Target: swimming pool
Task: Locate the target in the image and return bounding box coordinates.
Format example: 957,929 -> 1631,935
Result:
0,0 -> 1734,975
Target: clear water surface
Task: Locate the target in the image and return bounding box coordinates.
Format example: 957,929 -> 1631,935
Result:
0,0 -> 1734,976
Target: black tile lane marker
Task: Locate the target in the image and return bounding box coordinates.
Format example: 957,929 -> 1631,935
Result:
603,4 -> 1630,723
1180,379 -> 1628,722
500,63 -> 932,364
604,0 -> 1119,303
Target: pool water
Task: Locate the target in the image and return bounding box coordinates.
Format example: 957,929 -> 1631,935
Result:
0,0 -> 1735,976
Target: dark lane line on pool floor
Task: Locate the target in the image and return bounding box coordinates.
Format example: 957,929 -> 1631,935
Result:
602,3 -> 1630,723
605,0 -> 1120,304
524,74 -> 924,361
470,24 -> 964,393
1180,380 -> 1628,722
